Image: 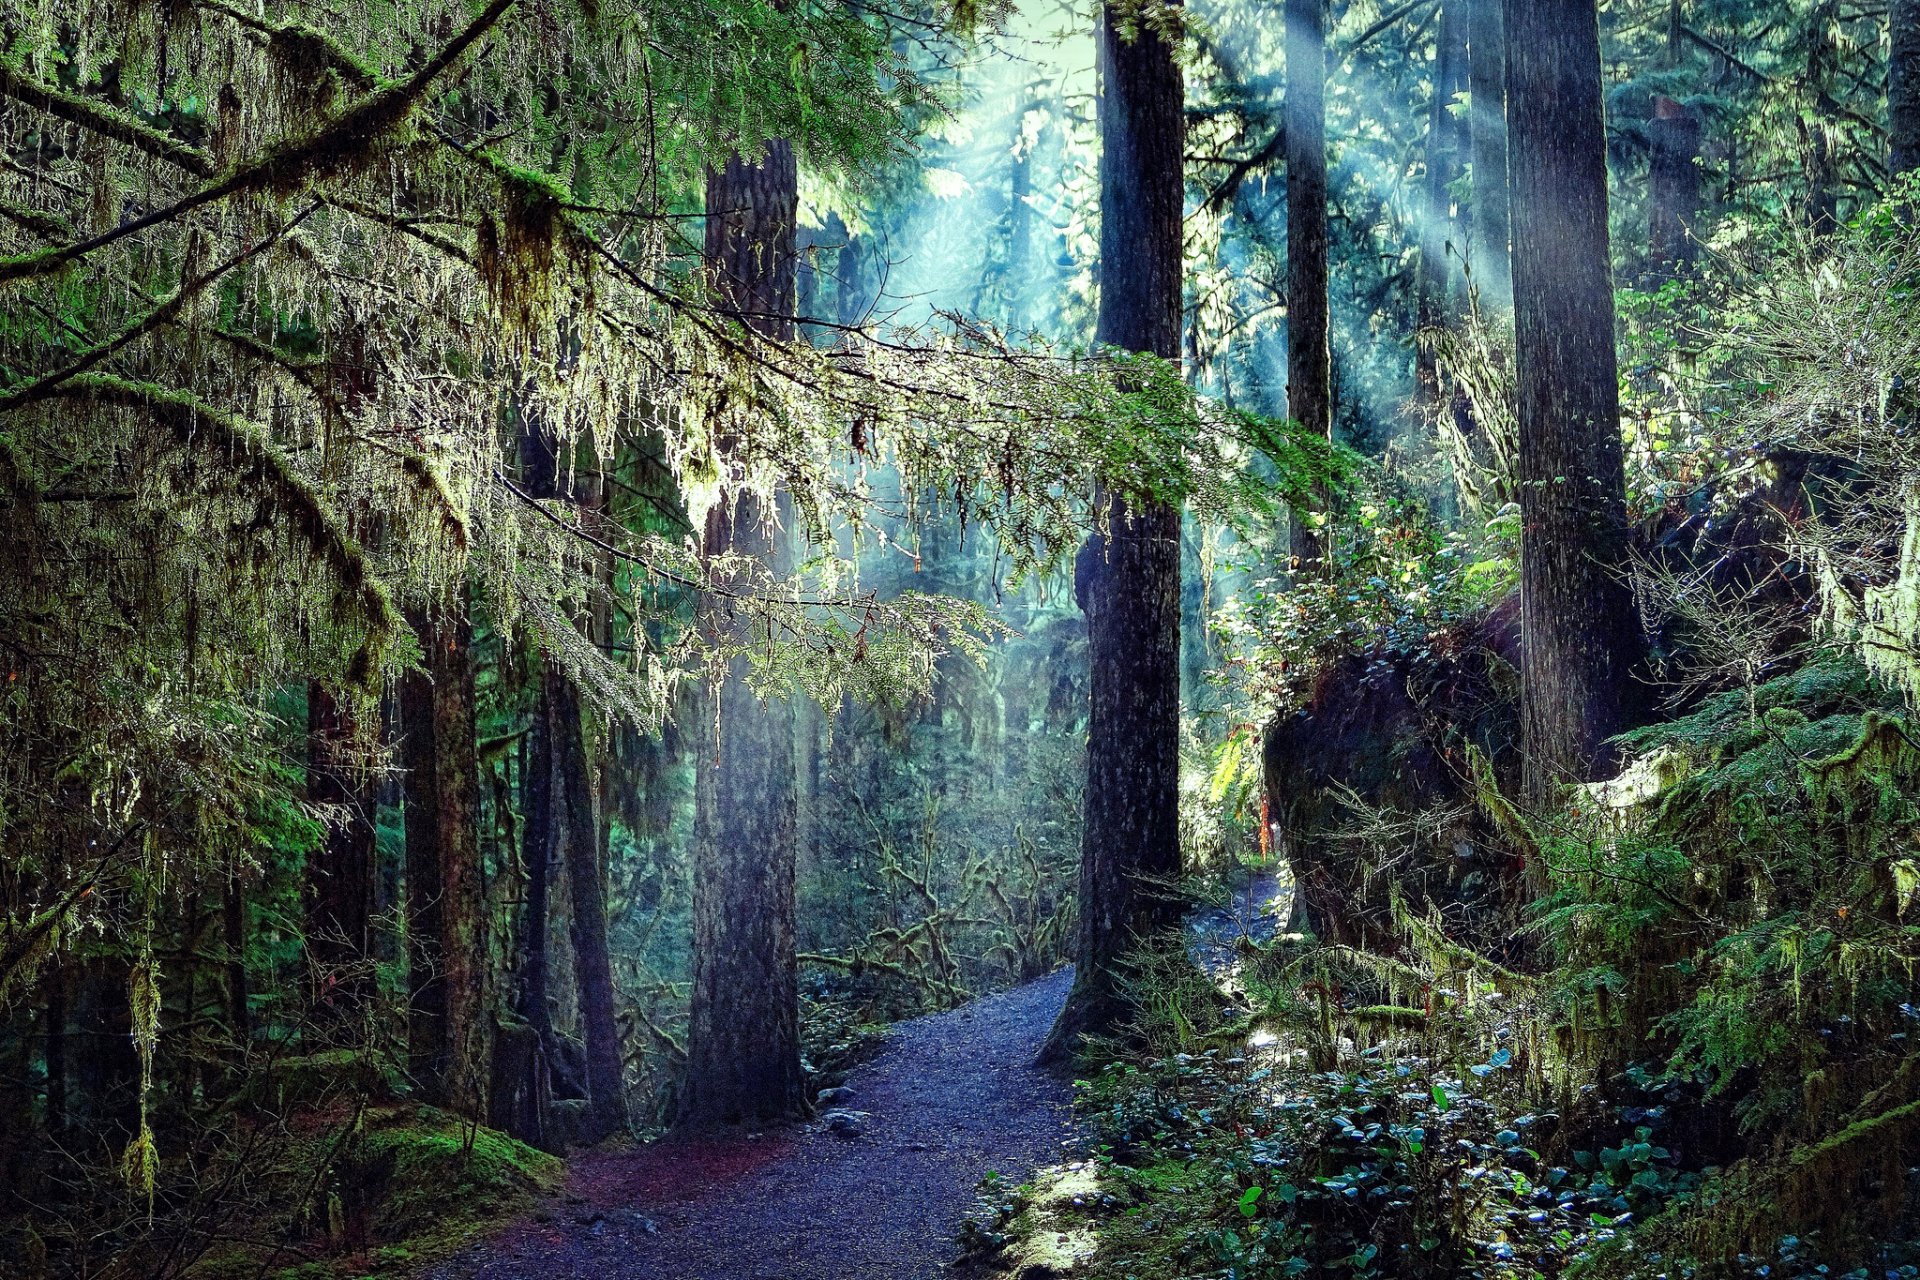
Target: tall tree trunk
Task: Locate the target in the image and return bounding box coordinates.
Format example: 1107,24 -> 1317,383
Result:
1506,0 -> 1642,804
305,684 -> 375,1016
398,647 -> 447,1096
1647,96 -> 1702,281
679,140 -> 806,1128
552,669 -> 628,1139
221,867 -> 250,1083
516,684 -> 555,1053
1468,0 -> 1512,309
1286,0 -> 1332,567
428,604 -> 492,1119
1417,1 -> 1470,400
1806,0 -> 1840,236
1893,0 -> 1920,180
1007,96 -> 1037,330
489,666 -> 555,1148
492,405 -> 560,1148
1040,0 -> 1186,1063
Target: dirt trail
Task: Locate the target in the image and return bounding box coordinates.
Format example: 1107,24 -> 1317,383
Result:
428,969 -> 1078,1280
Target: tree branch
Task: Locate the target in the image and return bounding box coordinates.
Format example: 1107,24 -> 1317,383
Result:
0,65 -> 216,177
0,0 -> 518,286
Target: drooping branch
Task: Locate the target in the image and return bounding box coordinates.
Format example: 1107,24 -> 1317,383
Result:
1203,124 -> 1286,214
0,0 -> 519,286
0,203 -> 321,413
1348,0 -> 1439,52
0,65 -> 217,178
30,374 -> 401,685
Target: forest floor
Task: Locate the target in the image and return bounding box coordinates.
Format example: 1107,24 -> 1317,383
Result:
422,968 -> 1079,1280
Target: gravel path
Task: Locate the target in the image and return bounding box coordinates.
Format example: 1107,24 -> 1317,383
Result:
1188,864 -> 1292,982
427,968 -> 1078,1280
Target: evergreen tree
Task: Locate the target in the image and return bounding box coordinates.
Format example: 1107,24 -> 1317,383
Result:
1893,0 -> 1920,179
680,141 -> 808,1126
1042,0 -> 1188,1063
1505,0 -> 1643,801
1286,0 -> 1333,567
1468,0 -> 1512,308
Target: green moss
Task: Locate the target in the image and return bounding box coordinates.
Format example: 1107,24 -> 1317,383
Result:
1613,653 -> 1889,758
360,1106 -> 564,1241
182,1107 -> 563,1280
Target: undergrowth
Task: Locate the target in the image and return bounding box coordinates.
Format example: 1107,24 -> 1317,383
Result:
966,650 -> 1920,1278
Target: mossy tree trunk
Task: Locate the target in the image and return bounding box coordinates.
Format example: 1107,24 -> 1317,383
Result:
1805,0 -> 1840,236
1505,0 -> 1643,803
400,603 -> 492,1116
515,678 -> 555,1051
431,604 -> 492,1119
679,139 -> 806,1128
1041,0 -> 1186,1064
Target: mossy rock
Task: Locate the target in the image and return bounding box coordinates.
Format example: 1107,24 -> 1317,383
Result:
242,1049 -> 405,1112
353,1105 -> 565,1241
181,1106 -> 563,1280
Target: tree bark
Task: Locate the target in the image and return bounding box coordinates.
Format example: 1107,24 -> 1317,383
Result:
1468,0 -> 1511,309
497,406 -> 561,1147
516,679 -> 555,1054
221,866 -> 250,1085
1040,0 -> 1186,1064
1286,0 -> 1332,566
1647,96 -> 1702,281
490,664 -> 555,1148
679,140 -> 807,1128
70,957 -> 138,1147
552,668 -> 629,1139
305,684 -> 375,1016
1505,0 -> 1643,804
428,604 -> 492,1119
398,645 -> 448,1096
1893,0 -> 1920,180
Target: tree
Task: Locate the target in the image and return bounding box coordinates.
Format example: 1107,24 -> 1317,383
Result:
428,606 -> 493,1119
523,405 -> 630,1141
305,686 -> 375,1014
398,651 -> 449,1095
679,140 -> 808,1128
1041,0 -> 1186,1062
1467,0 -> 1511,309
1505,0 -> 1643,803
398,603 -> 491,1117
1805,0 -> 1841,235
1647,95 -> 1703,280
1893,0 -> 1920,180
553,666 -> 629,1139
1417,0 -> 1470,401
1286,0 -> 1332,564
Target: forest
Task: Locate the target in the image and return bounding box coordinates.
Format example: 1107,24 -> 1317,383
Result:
3,0 -> 1920,1275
